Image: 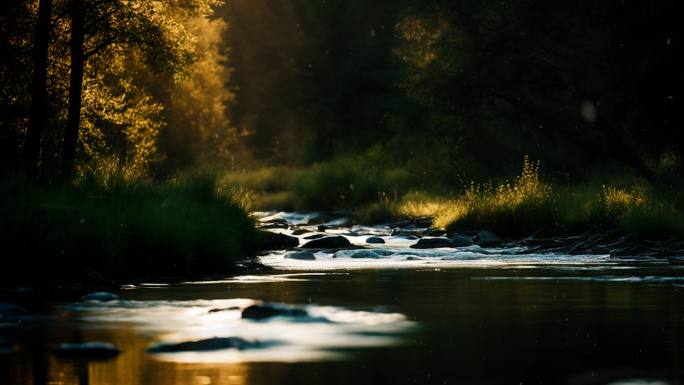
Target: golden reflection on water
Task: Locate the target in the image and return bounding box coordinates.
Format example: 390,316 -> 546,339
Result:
39,327 -> 248,385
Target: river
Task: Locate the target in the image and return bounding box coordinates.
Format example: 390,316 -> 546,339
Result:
1,212 -> 683,385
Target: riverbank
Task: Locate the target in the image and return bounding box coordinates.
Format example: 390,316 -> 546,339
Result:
0,172 -> 257,289
222,157 -> 684,241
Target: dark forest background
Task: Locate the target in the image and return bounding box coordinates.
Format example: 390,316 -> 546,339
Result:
221,0 -> 682,184
2,0 -> 681,184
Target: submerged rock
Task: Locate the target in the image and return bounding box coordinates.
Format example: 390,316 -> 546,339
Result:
474,231 -> 502,247
148,337 -> 272,353
449,233 -> 474,247
366,236 -> 385,244
53,342 -> 120,359
334,250 -> 383,259
291,228 -> 309,235
258,232 -> 300,250
350,250 -> 383,259
285,251 -> 316,261
371,249 -> 396,256
410,238 -> 455,249
242,303 -> 309,321
80,292 -> 119,302
301,236 -> 351,249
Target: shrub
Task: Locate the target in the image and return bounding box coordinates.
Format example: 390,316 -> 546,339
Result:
0,172 -> 256,284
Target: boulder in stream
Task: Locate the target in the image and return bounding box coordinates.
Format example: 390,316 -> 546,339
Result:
410,237 -> 455,249
242,303 -> 309,321
257,231 -> 300,250
366,236 -> 385,244
148,337 -> 272,353
285,251 -> 316,260
301,236 -> 351,249
334,250 -> 384,259
424,228 -> 447,237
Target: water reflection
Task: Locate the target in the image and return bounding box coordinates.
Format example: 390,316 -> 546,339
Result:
59,298 -> 413,364
2,266 -> 682,385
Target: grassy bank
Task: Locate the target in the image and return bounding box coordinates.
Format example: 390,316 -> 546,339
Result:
398,158 -> 684,239
0,172 -> 257,285
222,154 -> 684,240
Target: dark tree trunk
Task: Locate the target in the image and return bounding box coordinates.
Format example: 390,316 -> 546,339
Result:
61,0 -> 86,180
24,0 -> 53,178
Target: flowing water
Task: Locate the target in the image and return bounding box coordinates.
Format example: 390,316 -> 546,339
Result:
1,212 -> 683,385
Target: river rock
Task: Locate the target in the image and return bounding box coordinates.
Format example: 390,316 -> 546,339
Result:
148,337 -> 270,353
291,228 -> 309,235
334,250 -> 383,259
242,303 -> 309,321
80,292 -> 119,302
53,342 -> 120,358
449,233 -> 474,247
424,228 -> 447,237
285,251 -> 316,260
372,249 -> 396,256
301,236 -> 351,249
410,237 -> 455,249
474,231 -> 502,247
350,250 -> 384,259
366,236 -> 385,244
391,228 -> 422,237
257,232 -> 299,250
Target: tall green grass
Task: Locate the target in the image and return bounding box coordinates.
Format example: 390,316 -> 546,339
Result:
221,146 -> 431,212
221,154 -> 684,239
400,158 -> 684,238
0,172 -> 256,284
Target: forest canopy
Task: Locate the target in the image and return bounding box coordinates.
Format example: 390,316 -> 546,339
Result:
1,0 -> 237,180
1,0 -> 682,184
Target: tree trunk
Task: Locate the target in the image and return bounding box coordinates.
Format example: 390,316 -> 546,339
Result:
24,0 -> 53,179
61,0 -> 86,180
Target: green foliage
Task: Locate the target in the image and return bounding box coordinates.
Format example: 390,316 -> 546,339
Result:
399,159 -> 684,239
290,147 -> 414,211
1,0 -> 239,180
0,172 -> 256,283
